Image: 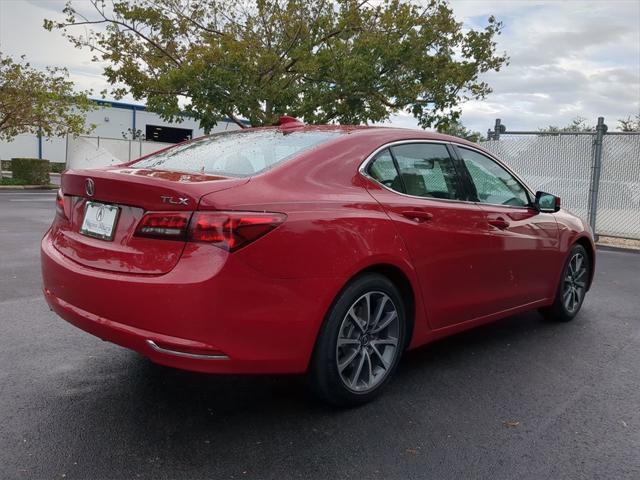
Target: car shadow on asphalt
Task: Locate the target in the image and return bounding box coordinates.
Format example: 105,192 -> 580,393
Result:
26,308 -> 590,478
89,308 -> 565,417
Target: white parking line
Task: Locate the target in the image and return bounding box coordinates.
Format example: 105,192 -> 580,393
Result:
9,199 -> 56,202
0,192 -> 57,195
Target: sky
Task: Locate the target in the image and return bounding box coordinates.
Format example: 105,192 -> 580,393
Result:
1,0 -> 639,133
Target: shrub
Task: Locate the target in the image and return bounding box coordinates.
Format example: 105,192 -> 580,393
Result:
11,158 -> 50,185
49,162 -> 66,174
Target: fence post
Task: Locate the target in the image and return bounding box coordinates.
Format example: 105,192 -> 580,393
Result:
587,117 -> 607,238
37,127 -> 43,160
64,133 -> 69,170
494,118 -> 502,140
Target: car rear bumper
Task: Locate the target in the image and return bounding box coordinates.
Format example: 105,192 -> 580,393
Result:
41,230 -> 338,374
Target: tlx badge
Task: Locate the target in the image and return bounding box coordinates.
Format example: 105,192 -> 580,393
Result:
160,196 -> 188,205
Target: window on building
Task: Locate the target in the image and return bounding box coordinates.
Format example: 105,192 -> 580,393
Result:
146,125 -> 193,143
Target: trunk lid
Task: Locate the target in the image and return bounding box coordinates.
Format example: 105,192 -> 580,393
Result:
52,167 -> 248,274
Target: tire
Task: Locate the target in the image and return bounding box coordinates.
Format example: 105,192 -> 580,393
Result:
308,273 -> 406,407
540,244 -> 590,322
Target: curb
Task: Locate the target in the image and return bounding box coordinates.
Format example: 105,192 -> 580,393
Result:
596,242 -> 640,252
596,235 -> 640,252
597,244 -> 640,254
0,185 -> 58,190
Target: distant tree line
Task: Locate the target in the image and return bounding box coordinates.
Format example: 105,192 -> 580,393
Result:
540,115 -> 640,133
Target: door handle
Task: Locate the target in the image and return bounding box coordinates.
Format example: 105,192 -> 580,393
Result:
488,217 -> 510,230
400,210 -> 433,223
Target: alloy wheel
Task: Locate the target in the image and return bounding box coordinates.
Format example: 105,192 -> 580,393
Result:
335,291 -> 400,393
563,251 -> 588,314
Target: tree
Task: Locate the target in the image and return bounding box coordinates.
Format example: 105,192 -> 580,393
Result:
45,0 -> 507,131
437,118 -> 484,142
0,52 -> 94,142
618,114 -> 640,132
122,127 -> 145,140
539,116 -> 594,133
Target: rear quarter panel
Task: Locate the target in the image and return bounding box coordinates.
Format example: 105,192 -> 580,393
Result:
198,132 -> 430,348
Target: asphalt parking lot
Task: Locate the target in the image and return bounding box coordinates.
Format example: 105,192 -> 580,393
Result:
1,190 -> 639,480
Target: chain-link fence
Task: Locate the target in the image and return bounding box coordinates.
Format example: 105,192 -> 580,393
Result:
481,118 -> 640,240
597,134 -> 640,238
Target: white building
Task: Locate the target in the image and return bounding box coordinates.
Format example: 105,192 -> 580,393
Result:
0,99 -> 243,166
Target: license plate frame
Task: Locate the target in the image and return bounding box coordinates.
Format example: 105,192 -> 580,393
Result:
80,201 -> 121,241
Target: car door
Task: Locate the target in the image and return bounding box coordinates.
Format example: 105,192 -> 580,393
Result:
453,145 -> 560,310
363,141 -> 515,329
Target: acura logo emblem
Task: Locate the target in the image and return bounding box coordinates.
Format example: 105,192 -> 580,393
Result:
95,206 -> 105,222
85,178 -> 95,197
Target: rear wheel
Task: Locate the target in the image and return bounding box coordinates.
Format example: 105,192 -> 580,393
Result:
309,273 -> 406,406
541,244 -> 590,322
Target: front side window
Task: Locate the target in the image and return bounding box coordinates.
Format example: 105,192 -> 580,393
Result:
132,130 -> 342,177
458,147 -> 530,207
390,143 -> 463,200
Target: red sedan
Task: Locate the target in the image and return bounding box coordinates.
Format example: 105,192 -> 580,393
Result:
41,119 -> 595,405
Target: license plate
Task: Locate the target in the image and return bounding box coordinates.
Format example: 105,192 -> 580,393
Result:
80,201 -> 120,241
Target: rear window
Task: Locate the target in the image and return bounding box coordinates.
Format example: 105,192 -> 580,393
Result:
131,129 -> 342,177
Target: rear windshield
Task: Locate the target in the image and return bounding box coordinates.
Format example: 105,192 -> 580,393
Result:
131,129 -> 342,177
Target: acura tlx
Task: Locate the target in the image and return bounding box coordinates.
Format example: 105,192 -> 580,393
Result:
41,116 -> 595,405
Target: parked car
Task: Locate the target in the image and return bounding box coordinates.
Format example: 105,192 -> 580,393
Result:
41,118 -> 595,406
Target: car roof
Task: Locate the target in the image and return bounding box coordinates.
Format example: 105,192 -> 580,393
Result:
247,124 -> 482,150
247,123 -> 493,183
343,126 -> 480,148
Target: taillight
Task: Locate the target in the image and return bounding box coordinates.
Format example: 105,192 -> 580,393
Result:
190,211 -> 286,252
55,189 -> 67,219
134,210 -> 285,251
134,212 -> 192,240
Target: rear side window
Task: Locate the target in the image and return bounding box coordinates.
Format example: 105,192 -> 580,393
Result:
368,149 -> 402,190
390,143 -> 463,200
131,130 -> 341,177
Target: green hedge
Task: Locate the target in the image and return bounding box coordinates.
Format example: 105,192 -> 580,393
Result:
49,162 -> 66,174
1,159 -> 65,173
11,158 -> 50,185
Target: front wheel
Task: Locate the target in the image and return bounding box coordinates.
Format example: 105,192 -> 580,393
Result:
308,273 -> 406,407
541,244 -> 591,322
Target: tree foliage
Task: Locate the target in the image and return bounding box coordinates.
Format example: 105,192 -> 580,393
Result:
0,52 -> 95,142
437,118 -> 484,142
539,116 -> 594,133
45,0 -> 507,130
618,114 -> 640,132
121,127 -> 146,140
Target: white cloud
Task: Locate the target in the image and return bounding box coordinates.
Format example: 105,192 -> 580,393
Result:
451,0 -> 640,132
0,0 -> 137,102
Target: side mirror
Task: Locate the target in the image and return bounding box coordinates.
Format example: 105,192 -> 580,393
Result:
535,191 -> 561,213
